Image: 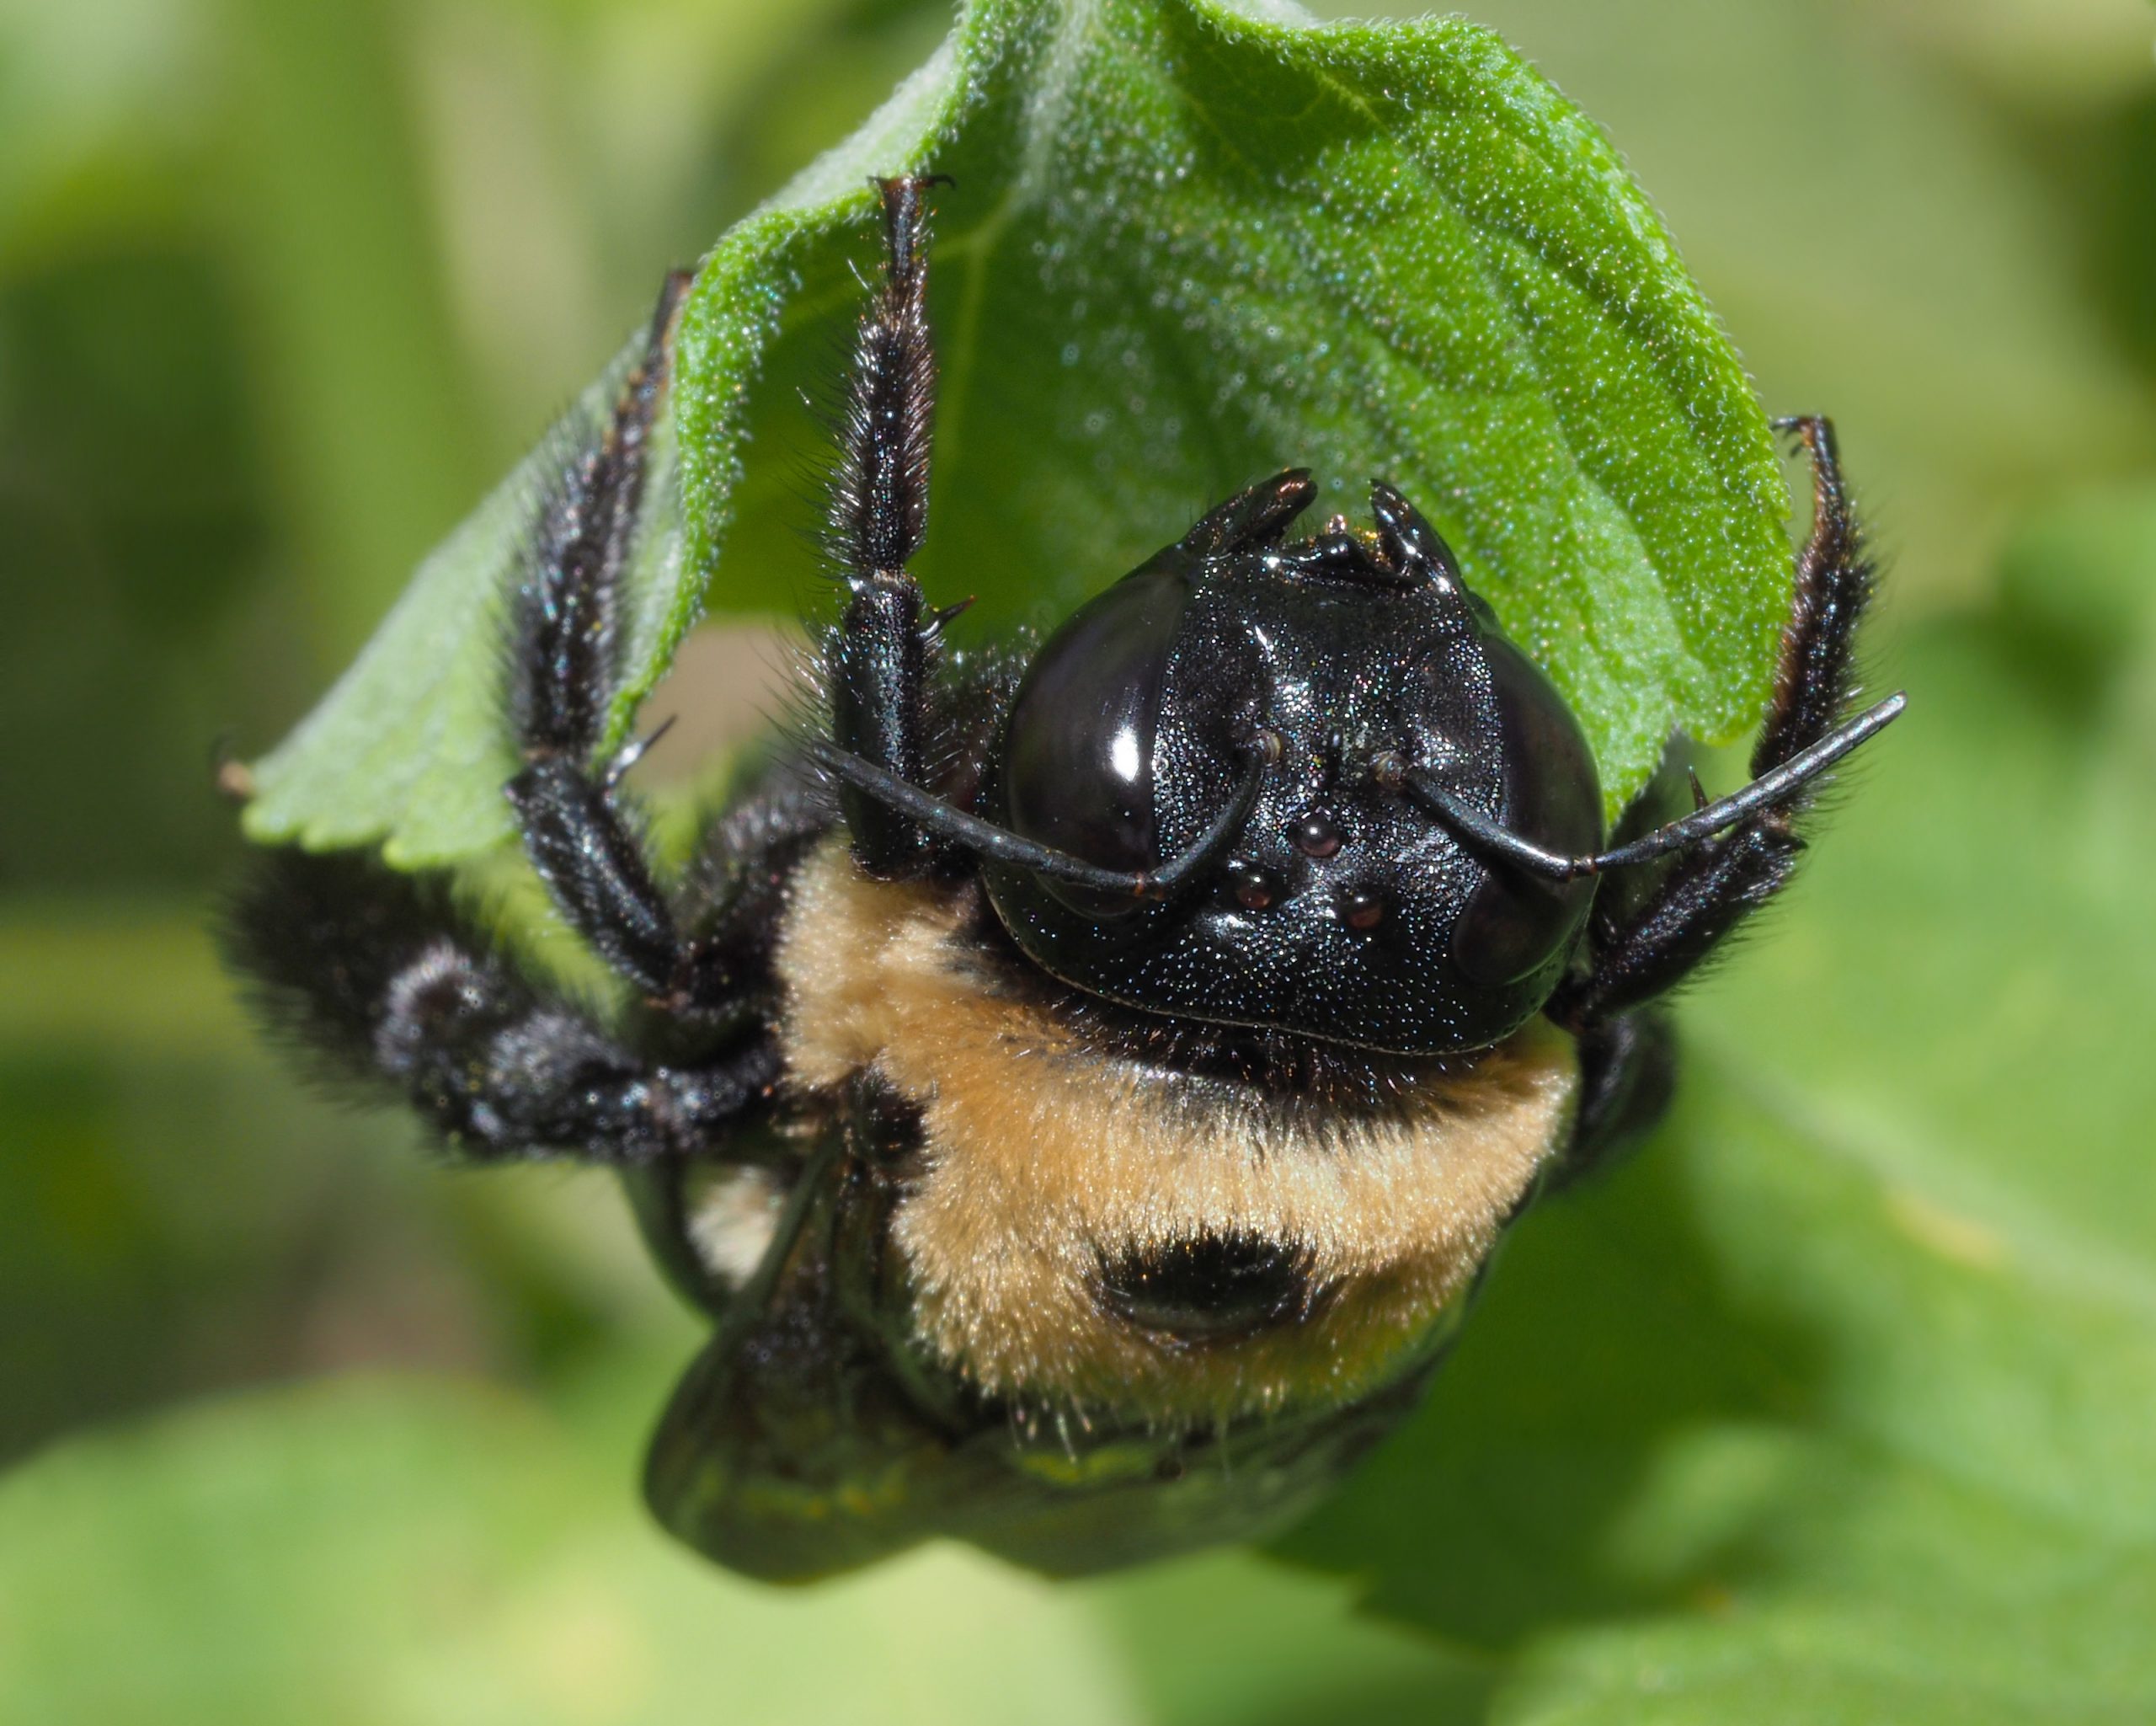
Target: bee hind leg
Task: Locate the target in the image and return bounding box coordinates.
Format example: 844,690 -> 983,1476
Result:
223,846 -> 779,1166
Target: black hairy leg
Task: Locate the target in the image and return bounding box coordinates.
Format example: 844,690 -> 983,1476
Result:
224,847 -> 781,1165
1756,417 -> 1872,774
503,270 -> 789,1022
1552,416 -> 1879,1030
823,175 -> 960,879
505,269 -> 686,997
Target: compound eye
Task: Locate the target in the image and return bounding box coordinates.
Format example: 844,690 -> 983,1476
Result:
999,561 -> 1193,914
1450,634 -> 1603,986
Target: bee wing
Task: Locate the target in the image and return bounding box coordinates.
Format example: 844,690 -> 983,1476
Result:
641,1132 -> 1005,1581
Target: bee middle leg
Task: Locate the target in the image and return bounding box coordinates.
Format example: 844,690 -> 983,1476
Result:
504,268 -> 792,1023
1548,1007 -> 1677,1189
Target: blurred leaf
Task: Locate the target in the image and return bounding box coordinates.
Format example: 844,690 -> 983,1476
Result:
0,904 -> 691,1463
243,0 -> 1798,865
0,906 -> 470,1461
220,0 -> 488,665
0,236 -> 286,889
1088,1552 -> 1491,1725
1992,484 -> 2156,715
0,0 -> 209,263
1865,0 -> 2156,111
0,1371 -> 1465,1726
1276,523 -> 2156,1720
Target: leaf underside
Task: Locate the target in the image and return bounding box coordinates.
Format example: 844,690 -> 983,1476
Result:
242,0 -> 1790,866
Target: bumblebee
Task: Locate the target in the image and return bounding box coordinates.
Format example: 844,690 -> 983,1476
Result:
227,178 -> 1902,1580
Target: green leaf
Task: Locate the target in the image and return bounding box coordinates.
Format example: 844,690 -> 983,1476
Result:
1444,0 -> 2156,613
1273,505 -> 2156,1721
0,1376 -> 1132,1726
243,0 -> 1791,867
0,1371 -> 1469,1725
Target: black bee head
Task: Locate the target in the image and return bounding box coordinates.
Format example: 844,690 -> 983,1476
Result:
984,472 -> 1603,1054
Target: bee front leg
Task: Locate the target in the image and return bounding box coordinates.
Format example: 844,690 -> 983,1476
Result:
1550,416 -> 1881,1030
502,269 -> 729,1011
824,174 -> 953,879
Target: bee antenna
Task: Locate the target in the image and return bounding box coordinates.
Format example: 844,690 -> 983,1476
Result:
1407,692 -> 1906,880
805,740 -> 1262,900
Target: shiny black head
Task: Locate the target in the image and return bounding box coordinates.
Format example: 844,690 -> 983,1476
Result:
984,471 -> 1602,1055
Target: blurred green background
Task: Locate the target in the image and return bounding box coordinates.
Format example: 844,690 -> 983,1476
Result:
4,0 -> 2155,1719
